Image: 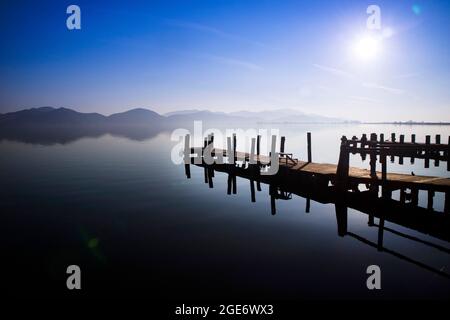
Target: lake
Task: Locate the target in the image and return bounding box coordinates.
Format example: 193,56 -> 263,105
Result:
1,123 -> 449,299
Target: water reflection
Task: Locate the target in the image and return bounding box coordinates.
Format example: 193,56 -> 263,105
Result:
187,161 -> 450,279
0,125 -> 167,145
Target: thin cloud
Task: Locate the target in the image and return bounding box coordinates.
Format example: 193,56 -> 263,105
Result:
165,19 -> 273,49
393,72 -> 419,79
348,96 -> 380,104
201,53 -> 263,71
312,64 -> 355,79
362,82 -> 404,94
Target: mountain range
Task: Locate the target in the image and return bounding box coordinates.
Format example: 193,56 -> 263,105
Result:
0,106 -> 350,127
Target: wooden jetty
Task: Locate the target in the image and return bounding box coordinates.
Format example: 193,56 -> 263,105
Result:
184,132 -> 450,279
185,132 -> 450,213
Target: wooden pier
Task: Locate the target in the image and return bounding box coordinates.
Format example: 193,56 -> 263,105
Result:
185,132 -> 450,213
184,132 -> 450,279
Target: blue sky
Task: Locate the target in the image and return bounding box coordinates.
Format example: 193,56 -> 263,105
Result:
0,0 -> 449,121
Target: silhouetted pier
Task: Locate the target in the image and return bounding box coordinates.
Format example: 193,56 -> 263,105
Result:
183,132 -> 450,279
185,132 -> 450,213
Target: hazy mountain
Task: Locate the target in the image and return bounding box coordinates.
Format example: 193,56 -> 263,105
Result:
0,107 -> 351,128
107,108 -> 164,125
0,107 -> 107,126
229,108 -> 345,123
163,109 -> 203,117
166,110 -> 240,123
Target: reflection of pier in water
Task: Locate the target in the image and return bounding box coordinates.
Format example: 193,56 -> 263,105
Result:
184,132 -> 450,279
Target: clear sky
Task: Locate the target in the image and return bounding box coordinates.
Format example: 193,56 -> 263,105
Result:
0,0 -> 449,121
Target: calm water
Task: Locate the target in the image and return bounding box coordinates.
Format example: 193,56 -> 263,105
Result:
1,123 -> 449,299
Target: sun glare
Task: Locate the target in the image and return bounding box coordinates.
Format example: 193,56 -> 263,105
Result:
352,35 -> 381,61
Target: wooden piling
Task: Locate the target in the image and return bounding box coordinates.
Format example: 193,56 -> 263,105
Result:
390,133 -> 396,163
280,136 -> 285,154
448,136 -> 450,171
370,133 -> 377,178
399,134 -> 404,164
208,167 -> 213,188
307,132 -> 312,162
435,134 -> 441,167
391,133 -> 396,142
425,135 -> 430,168
335,203 -> 348,237
233,133 -> 237,164
411,134 -> 416,164
256,135 -> 261,156
250,180 -> 256,202
336,136 -> 349,191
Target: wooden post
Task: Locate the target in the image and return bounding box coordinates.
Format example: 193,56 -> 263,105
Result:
184,164 -> 191,179
307,132 -> 312,162
360,134 -> 368,161
381,149 -> 388,198
391,133 -> 396,142
250,180 -> 256,202
447,136 -> 450,171
336,136 -> 349,191
381,150 -> 387,181
435,134 -> 441,167
379,133 -> 384,143
256,135 -> 261,166
425,135 -> 430,168
270,184 -> 276,215
361,134 -> 367,147
399,134 -> 404,164
233,133 -> 237,164
335,203 -> 348,237
411,134 -> 416,164
208,167 -> 213,188
390,133 -> 396,163
280,136 -> 285,154
370,133 -> 377,178
184,134 -> 191,178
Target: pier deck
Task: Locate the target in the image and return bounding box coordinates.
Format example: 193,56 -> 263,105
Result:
190,147 -> 450,192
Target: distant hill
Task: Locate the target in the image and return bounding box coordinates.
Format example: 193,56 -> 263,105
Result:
0,106 -> 352,128
229,108 -> 345,123
0,107 -> 107,126
108,108 -> 164,125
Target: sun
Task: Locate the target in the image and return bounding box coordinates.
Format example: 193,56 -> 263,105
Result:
352,35 -> 381,61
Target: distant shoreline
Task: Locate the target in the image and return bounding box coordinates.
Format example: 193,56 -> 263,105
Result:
362,122 -> 450,125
